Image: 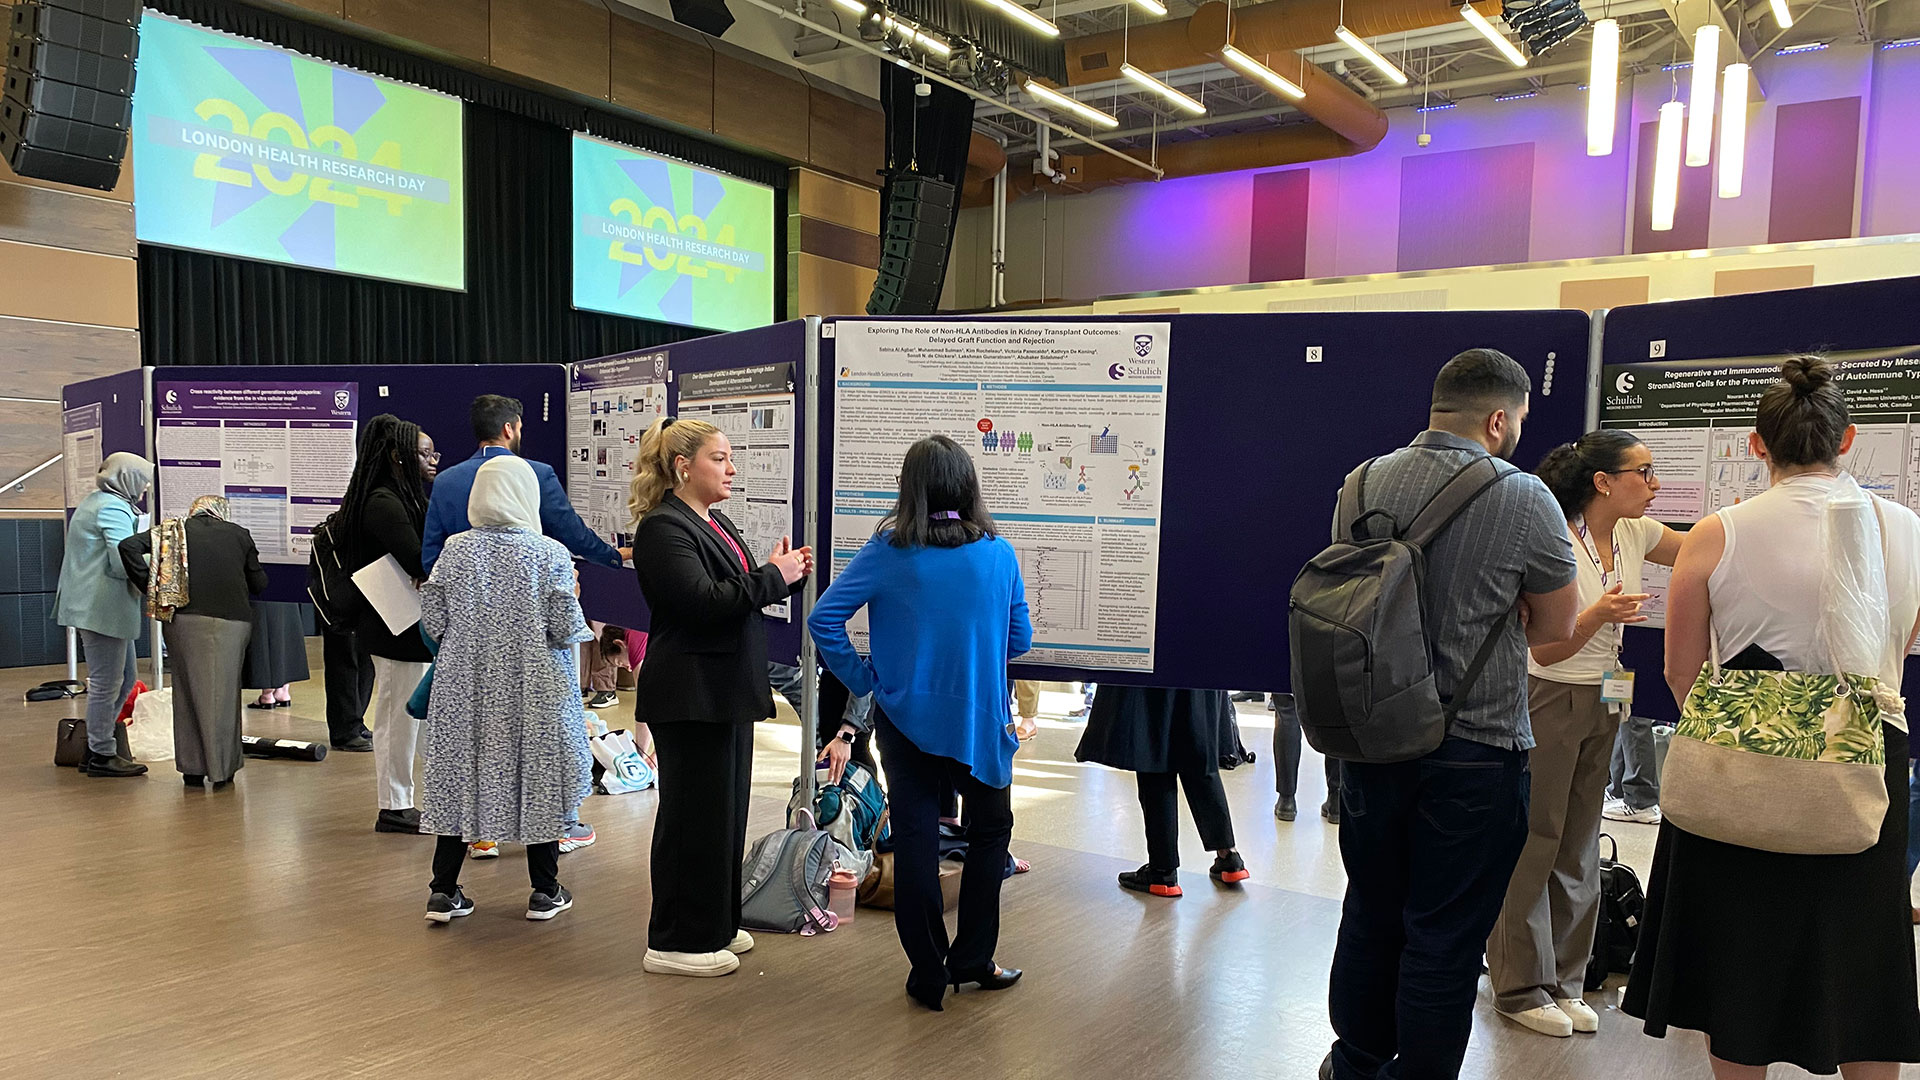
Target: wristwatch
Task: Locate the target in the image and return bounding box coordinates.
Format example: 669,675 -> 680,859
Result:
836,729 -> 857,745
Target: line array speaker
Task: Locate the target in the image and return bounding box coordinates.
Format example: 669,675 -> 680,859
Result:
867,174 -> 956,317
0,0 -> 139,191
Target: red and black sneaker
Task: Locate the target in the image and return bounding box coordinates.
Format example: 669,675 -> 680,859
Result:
1210,851 -> 1251,885
1118,864 -> 1182,898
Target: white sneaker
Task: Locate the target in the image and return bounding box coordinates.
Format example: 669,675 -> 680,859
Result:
643,948 -> 741,977
1555,997 -> 1600,1033
726,929 -> 755,955
1497,1002 -> 1574,1038
1602,802 -> 1662,824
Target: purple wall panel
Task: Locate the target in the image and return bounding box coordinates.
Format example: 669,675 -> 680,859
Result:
1396,143 -> 1535,271
1631,117 -> 1712,254
1769,96 -> 1861,243
1249,168 -> 1311,282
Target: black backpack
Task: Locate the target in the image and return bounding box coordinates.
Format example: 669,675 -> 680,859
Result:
306,512 -> 364,629
1585,833 -> 1645,989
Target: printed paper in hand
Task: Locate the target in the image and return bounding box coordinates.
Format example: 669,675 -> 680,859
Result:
351,554 -> 421,635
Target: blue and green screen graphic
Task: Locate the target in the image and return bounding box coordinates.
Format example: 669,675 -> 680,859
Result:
571,135 -> 775,333
132,14 -> 466,289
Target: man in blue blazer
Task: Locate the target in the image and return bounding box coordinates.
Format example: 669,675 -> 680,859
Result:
422,394 -> 629,574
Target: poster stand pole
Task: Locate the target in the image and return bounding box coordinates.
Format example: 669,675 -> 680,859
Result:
143,366 -> 164,690
1586,309 -> 1608,431
797,317 -> 823,815
65,627 -> 78,683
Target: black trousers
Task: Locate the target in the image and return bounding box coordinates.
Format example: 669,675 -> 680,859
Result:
320,621 -> 373,744
430,835 -> 559,895
1273,692 -> 1344,805
648,721 -> 753,954
1137,767 -> 1236,870
874,715 -> 1012,994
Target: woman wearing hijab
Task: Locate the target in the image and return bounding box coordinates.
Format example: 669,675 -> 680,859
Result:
121,496 -> 267,789
416,456 -> 595,923
54,452 -> 155,778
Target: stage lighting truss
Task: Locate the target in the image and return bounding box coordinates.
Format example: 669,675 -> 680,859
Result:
1499,0 -> 1591,59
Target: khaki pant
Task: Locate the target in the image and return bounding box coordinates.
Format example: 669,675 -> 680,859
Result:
1486,676 -> 1619,1012
1013,680 -> 1040,719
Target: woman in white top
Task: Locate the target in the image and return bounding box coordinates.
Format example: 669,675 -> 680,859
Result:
1487,430 -> 1681,1038
1624,357 -> 1920,1079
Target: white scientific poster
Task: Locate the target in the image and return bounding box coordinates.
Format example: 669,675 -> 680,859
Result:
567,350 -> 669,548
154,381 -> 358,563
61,403 -> 103,509
831,320 -> 1172,671
677,362 -> 796,621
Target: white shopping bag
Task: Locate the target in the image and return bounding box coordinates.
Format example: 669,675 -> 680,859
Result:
126,687 -> 174,762
591,729 -> 655,794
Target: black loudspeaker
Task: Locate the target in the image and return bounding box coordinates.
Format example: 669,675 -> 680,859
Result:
667,0 -> 735,38
0,0 -> 139,191
867,174 -> 956,317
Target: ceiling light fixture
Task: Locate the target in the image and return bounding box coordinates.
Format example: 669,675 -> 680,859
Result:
1131,0 -> 1168,15
1219,45 -> 1306,100
1882,37 -> 1920,50
1416,100 -> 1457,112
1023,79 -> 1120,128
1493,90 -> 1538,101
1586,18 -> 1619,156
1461,3 -> 1528,67
1776,40 -> 1828,55
1335,25 -> 1410,85
1651,100 -> 1684,231
1718,62 -> 1749,199
883,16 -> 951,55
1769,0 -> 1794,29
974,0 -> 1059,37
1685,24 -> 1718,167
1120,63 -> 1207,115
1660,61 -> 1692,71
829,0 -> 865,12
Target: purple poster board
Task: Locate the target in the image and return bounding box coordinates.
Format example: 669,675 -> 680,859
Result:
60,369 -> 148,519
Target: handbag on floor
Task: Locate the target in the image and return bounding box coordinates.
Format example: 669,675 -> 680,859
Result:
856,852 -> 962,912
54,716 -> 130,767
1584,833 -> 1644,990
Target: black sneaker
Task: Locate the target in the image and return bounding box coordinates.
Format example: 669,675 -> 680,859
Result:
1117,864 -> 1181,897
1274,796 -> 1298,822
425,888 -> 475,924
331,735 -> 373,753
87,754 -> 149,778
376,808 -> 423,834
586,691 -> 619,710
1210,851 -> 1250,885
527,884 -> 574,921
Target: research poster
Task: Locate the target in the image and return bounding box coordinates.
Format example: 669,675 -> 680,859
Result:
831,320 -> 1172,671
132,13 -> 466,288
571,135 -> 776,333
61,404 -> 103,510
1602,345 -> 1920,627
567,350 -> 669,548
676,363 -> 796,620
154,381 -> 359,564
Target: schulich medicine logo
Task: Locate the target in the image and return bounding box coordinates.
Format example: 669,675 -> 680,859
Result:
1615,372 -> 1636,394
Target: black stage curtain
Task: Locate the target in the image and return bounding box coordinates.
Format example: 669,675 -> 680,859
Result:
138,0 -> 788,367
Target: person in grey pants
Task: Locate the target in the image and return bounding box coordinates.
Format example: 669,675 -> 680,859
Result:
1270,693 -> 1342,824
1604,714 -> 1662,822
53,453 -> 155,779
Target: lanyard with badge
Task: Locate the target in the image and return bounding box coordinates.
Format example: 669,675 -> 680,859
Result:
1575,517 -> 1635,711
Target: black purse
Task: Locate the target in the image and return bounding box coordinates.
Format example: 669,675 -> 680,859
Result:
54,718 -> 130,768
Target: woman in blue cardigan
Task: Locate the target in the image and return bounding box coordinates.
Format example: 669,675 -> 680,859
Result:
810,435 -> 1032,1012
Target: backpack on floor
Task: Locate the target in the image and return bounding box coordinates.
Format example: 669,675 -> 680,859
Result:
740,808 -> 839,936
790,758 -> 892,853
1584,833 -> 1645,989
1289,455 -> 1515,763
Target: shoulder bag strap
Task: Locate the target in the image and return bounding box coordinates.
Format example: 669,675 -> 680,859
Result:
1403,457 -> 1513,547
1444,607 -> 1516,723
1334,460 -> 1373,543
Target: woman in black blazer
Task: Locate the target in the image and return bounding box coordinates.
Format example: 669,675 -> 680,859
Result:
629,416 -> 811,978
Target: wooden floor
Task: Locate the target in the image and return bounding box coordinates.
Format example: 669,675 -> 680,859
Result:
0,655 -> 1884,1079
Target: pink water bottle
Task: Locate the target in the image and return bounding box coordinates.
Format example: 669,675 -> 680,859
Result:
827,868 -> 858,922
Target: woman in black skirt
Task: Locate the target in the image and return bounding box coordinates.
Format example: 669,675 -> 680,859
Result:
1627,356 -> 1920,1078
1076,685 -> 1249,896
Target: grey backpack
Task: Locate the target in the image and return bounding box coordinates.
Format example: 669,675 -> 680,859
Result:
739,809 -> 839,936
1288,454 -> 1515,763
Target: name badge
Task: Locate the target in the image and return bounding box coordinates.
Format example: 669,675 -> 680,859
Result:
1601,669 -> 1635,704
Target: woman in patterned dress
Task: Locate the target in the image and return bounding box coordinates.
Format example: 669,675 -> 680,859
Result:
415,456 -> 595,924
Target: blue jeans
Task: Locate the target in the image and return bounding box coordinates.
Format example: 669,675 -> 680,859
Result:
77,629 -> 137,757
1906,758 -> 1920,881
1329,736 -> 1532,1080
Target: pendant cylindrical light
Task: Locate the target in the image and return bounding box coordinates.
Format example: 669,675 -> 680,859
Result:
1586,18 -> 1620,156
1769,0 -> 1793,28
1461,3 -> 1528,67
1718,62 -> 1750,198
1219,45 -> 1307,100
1651,100 -> 1685,231
1024,79 -> 1120,128
1131,0 -> 1168,15
1685,25 -> 1719,166
1335,26 -> 1410,85
1120,63 -> 1207,115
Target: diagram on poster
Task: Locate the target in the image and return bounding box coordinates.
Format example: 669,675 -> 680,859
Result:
62,403 -> 103,510
568,350 -> 668,548
831,320 -> 1172,671
154,381 -> 358,563
676,363 -> 796,621
1602,344 -> 1920,632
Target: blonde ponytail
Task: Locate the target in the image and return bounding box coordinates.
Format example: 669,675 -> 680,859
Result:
628,416 -> 722,525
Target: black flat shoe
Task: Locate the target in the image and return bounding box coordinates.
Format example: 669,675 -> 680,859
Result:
950,965 -> 1022,992
273,700 -> 291,709
183,774 -> 204,787
1275,796 -> 1298,821
247,701 -> 275,711
330,736 -> 373,753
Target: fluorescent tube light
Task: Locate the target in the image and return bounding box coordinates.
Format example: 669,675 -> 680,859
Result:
1461,3 -> 1528,68
1718,63 -> 1749,198
1132,0 -> 1167,15
1686,25 -> 1718,167
1769,0 -> 1793,29
1023,79 -> 1120,128
1219,45 -> 1306,99
1335,25 -> 1409,85
1120,63 -> 1206,115
1651,100 -> 1684,231
1586,18 -> 1619,156
974,0 -> 1060,37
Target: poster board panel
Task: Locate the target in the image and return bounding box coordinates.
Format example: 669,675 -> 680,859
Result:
60,369 -> 148,518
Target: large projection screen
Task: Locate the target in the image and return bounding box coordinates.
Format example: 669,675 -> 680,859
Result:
571,134 -> 776,333
131,12 -> 466,290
